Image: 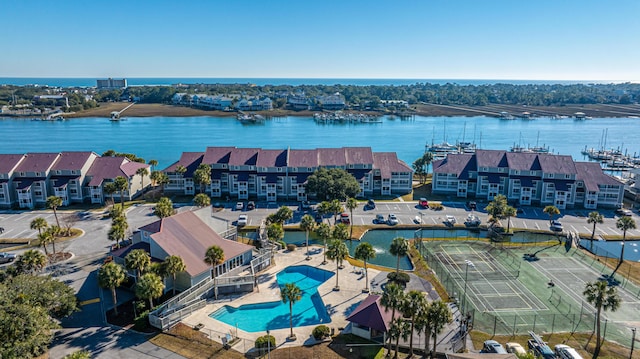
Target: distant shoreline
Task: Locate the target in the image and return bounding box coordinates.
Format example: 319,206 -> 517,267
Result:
63,103 -> 640,119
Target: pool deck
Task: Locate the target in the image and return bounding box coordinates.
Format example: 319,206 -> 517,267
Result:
182,245 -> 382,352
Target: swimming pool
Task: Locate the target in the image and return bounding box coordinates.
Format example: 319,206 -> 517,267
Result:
210,265 -> 333,332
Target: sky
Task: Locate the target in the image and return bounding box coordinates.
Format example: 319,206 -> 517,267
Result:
1,0 -> 638,81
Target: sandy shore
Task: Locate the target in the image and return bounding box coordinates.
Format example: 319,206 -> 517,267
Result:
64,102 -> 640,119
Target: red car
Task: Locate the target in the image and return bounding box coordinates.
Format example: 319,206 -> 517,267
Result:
419,198 -> 429,208
339,213 -> 350,224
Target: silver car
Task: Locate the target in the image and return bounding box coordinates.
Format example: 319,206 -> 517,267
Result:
0,252 -> 16,264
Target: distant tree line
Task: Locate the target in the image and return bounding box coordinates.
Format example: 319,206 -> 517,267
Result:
1,82 -> 639,111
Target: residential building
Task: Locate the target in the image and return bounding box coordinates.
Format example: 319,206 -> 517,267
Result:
432,150 -> 624,209
235,97 -> 273,111
163,147 -> 413,201
317,93 -> 346,110
85,157 -> 150,204
96,78 -> 127,89
287,92 -> 311,110
346,294 -> 391,342
130,211 -> 254,291
49,151 -> 99,205
0,154 -> 26,209
13,153 -> 60,209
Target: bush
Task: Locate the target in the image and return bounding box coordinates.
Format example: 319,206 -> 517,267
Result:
278,240 -> 287,249
429,203 -> 444,210
387,271 -> 410,286
312,324 -> 331,340
133,310 -> 149,331
255,334 -> 276,349
286,243 -> 297,251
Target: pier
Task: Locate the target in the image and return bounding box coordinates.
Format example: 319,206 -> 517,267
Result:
110,102 -> 136,120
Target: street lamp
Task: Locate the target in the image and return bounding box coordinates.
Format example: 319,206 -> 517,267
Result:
461,259 -> 475,351
419,211 -> 425,252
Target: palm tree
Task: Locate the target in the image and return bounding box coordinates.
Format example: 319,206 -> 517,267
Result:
326,239 -> 348,290
204,245 -> 225,299
98,262 -> 126,315
193,193 -> 211,208
163,255 -> 186,295
154,197 -> 175,218
266,223 -> 284,243
543,205 -> 560,225
329,199 -> 342,224
193,163 -> 212,193
503,205 -> 516,233
16,249 -> 47,274
148,159 -> 158,172
583,280 -> 621,359
415,302 -> 433,356
125,249 -> 151,281
403,290 -> 428,356
354,242 -> 376,292
587,211 -> 604,251
485,194 -> 507,224
332,223 -> 349,248
136,167 -> 149,194
156,172 -> 170,194
175,164 -> 187,176
30,217 -> 48,245
103,182 -> 117,206
317,201 -> 331,224
345,197 -> 358,239
108,223 -> 127,249
135,273 -> 165,308
381,282 -> 405,356
300,214 -> 316,260
280,282 -> 302,339
611,216 -> 636,278
46,195 -> 63,228
316,223 -> 331,265
389,237 -> 409,274
113,176 -> 129,209
428,300 -> 452,359
37,230 -> 52,256
389,317 -> 411,359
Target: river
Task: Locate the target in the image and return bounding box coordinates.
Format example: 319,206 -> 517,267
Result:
1,115 -> 638,169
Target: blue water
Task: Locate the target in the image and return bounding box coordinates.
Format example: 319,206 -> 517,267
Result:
0,77 -> 598,87
1,116 -> 637,170
210,265 -> 333,332
580,239 -> 640,262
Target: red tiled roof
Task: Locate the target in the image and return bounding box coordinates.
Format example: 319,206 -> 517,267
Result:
373,152 -> 412,178
86,157 -> 148,187
15,153 -> 59,174
317,148 -> 347,166
575,162 -> 621,192
202,147 -> 235,165
346,294 -> 393,333
163,152 -> 204,175
149,211 -> 253,276
288,149 -> 318,168
537,154 -> 576,174
0,154 -> 25,174
229,148 -> 260,166
121,161 -> 149,177
344,147 -> 374,165
256,149 -> 288,167
433,154 -> 475,178
51,151 -> 96,171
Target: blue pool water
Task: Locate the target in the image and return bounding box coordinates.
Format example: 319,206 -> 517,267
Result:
210,265 -> 333,332
579,239 -> 640,262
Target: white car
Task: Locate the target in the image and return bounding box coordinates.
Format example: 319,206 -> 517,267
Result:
550,220 -> 563,232
506,342 -> 526,355
445,215 -> 457,225
235,202 -> 244,211
387,214 -> 399,225
237,214 -> 248,227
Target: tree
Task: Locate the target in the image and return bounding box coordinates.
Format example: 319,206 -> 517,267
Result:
345,197 -> 358,239
300,214 -> 315,260
305,167 -> 361,201
611,216 -> 636,278
154,197 -> 175,218
193,193 -> 211,208
326,239 -> 348,290
135,273 -> 165,308
113,176 -> 129,208
503,205 -> 517,233
156,172 -> 170,194
587,211 -> 604,251
332,223 -> 349,244
38,230 -> 54,256
485,194 -> 507,224
149,170 -> 162,187
204,245 -> 224,300
316,201 -> 331,224
270,206 -> 293,226
46,195 -> 63,229
164,255 -> 186,295
543,205 -> 560,224
389,317 -> 411,359
136,167 -> 149,194
175,164 -> 187,176
381,282 -> 405,356
148,159 -> 158,172
329,199 -> 343,224
583,280 -> 621,359
427,300 -> 452,358
280,282 -> 302,339
125,249 -> 151,281
389,237 -> 409,274
193,163 -> 212,193
16,249 -> 47,274
103,182 -> 117,205
98,262 -> 126,316
354,242 -> 376,292
403,290 -> 428,356
47,226 -> 61,256
108,223 -> 127,249
30,217 -> 48,245
316,223 -> 331,265
63,350 -> 91,359
412,152 -> 434,184
266,223 -> 284,243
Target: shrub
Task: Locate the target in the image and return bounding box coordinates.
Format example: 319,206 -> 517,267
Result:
312,324 -> 331,340
278,240 -> 287,249
133,310 -> 150,331
429,203 -> 444,211
286,243 -> 297,251
387,271 -> 410,286
255,334 -> 276,349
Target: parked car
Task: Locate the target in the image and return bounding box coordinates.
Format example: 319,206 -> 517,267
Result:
235,202 -> 244,211
237,214 -> 248,227
615,208 -> 633,217
300,201 -> 312,210
467,201 -> 477,211
555,344 -> 584,359
550,220 -> 563,232
483,340 -> 507,354
247,201 -> 255,210
339,213 -> 350,225
387,213 -> 399,225
505,342 -> 526,355
527,339 -> 556,359
314,212 -> 324,223
419,198 -> 429,208
0,252 -> 16,264
445,215 -> 457,225
365,199 -> 376,210
374,214 -> 385,224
